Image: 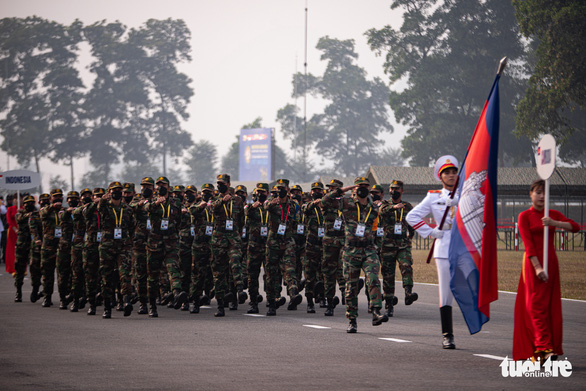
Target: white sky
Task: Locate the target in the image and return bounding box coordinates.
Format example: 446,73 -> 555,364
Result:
1,0 -> 406,188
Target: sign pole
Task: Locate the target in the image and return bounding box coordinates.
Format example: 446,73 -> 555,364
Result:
535,134 -> 556,279
543,178 -> 550,277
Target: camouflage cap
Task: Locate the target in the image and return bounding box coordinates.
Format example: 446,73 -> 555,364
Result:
141,177 -> 155,186
326,179 -> 343,188
23,195 -> 36,204
311,181 -> 324,190
370,184 -> 383,193
271,185 -> 279,192
291,184 -> 303,192
108,181 -> 123,190
389,180 -> 404,189
354,176 -> 370,186
39,193 -> 50,201
67,191 -> 80,199
216,174 -> 230,184
80,188 -> 92,196
255,182 -> 269,192
123,183 -> 135,193
156,176 -> 170,185
235,185 -> 247,193
185,185 -> 197,194
173,185 -> 185,193
50,188 -> 64,196
93,188 -> 106,196
201,183 -> 215,192
275,178 -> 289,188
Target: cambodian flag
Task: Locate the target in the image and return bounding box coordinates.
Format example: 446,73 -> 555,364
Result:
448,70 -> 501,334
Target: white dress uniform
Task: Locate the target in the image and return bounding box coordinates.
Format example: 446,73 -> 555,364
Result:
406,188 -> 458,307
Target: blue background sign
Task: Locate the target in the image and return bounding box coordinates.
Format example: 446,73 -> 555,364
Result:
239,128 -> 272,181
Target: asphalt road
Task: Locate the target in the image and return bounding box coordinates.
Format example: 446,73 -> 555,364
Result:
0,271 -> 584,391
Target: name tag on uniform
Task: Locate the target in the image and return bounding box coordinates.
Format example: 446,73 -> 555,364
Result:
84,233 -> 87,241
225,219 -> 233,231
190,226 -> 195,236
377,227 -> 384,237
394,223 -> 402,235
96,232 -> 102,242
54,227 -> 62,238
242,226 -> 247,238
277,223 -> 286,236
260,226 -> 268,237
297,224 -> 304,235
317,227 -> 325,238
146,219 -> 152,230
355,223 -> 366,237
161,218 -> 169,231
333,218 -> 342,231
114,228 -> 122,239
205,224 -> 213,236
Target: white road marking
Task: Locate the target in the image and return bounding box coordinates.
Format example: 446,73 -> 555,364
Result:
243,314 -> 266,317
199,306 -> 212,309
303,325 -> 331,329
379,337 -> 412,343
473,354 -> 509,361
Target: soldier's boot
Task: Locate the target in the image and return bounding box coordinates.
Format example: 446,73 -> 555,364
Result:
306,294 -> 316,314
340,288 -> 346,305
190,301 -> 200,314
95,292 -> 103,307
87,298 -> 96,316
199,294 -> 210,306
366,290 -> 372,313
247,301 -> 259,314
161,291 -> 173,306
237,285 -> 248,304
287,288 -> 303,311
79,296 -> 87,309
30,285 -> 40,303
275,296 -> 286,309
138,299 -> 149,315
229,297 -> 238,311
102,301 -> 112,319
357,278 -> 365,294
347,318 -> 358,334
267,302 -> 277,316
70,296 -> 79,312
15,285 -> 22,302
42,294 -> 53,307
59,294 -> 67,310
130,292 -> 139,304
372,307 -> 389,326
314,281 -> 324,304
223,291 -> 234,307
404,285 -> 418,305
385,297 -> 398,318
440,306 -> 455,349
324,297 -> 335,317
123,295 -> 133,317
256,294 -> 263,304
116,292 -> 124,311
181,302 -> 189,311
214,300 -> 225,317
65,293 -> 74,305
148,298 -> 158,318
173,289 -> 188,310
320,297 -> 327,308
299,278 -> 306,293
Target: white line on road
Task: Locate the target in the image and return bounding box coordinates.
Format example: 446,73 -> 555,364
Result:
379,337 -> 412,343
244,314 -> 266,317
303,325 -> 331,329
473,354 -> 509,361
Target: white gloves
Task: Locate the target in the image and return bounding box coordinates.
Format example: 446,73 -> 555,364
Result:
430,227 -> 445,239
442,195 -> 459,207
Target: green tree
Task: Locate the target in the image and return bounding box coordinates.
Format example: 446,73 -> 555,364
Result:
367,0 -> 533,167
512,0 -> 586,149
185,140 -> 218,185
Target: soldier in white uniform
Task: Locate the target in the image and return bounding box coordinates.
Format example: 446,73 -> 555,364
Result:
406,155 -> 459,349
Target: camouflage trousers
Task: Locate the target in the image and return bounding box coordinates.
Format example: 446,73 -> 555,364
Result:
30,244 -> 42,288
303,239 -> 322,298
147,235 -> 181,299
179,237 -> 193,294
41,239 -> 59,296
322,237 -> 346,300
83,241 -> 100,303
381,246 -> 414,301
70,241 -> 85,298
265,238 -> 298,303
210,233 -> 243,302
132,237 -> 148,303
343,247 -> 383,319
246,239 -> 267,299
14,241 -> 31,288
99,239 -> 132,302
191,240 -> 213,300
57,239 -> 73,298
295,237 -> 305,290
241,238 -> 249,288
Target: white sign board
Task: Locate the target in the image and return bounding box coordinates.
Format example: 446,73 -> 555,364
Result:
536,134 -> 556,180
0,170 -> 41,190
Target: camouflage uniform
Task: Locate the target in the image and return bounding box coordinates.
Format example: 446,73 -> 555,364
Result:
28,204 -> 43,300
56,192 -> 78,308
302,186 -> 325,312
83,188 -> 106,314
40,189 -> 65,306
13,198 -> 36,301
70,197 -> 88,310
130,178 -> 153,310
177,197 -> 194,297
189,189 -> 214,312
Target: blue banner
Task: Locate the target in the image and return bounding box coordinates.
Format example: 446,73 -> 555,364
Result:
239,128 -> 272,181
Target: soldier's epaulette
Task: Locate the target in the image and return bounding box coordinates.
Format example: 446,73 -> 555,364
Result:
428,190 -> 441,194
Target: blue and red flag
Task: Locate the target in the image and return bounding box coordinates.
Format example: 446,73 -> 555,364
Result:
448,73 -> 501,334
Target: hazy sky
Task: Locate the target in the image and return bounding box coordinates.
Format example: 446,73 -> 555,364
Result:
1,0 -> 405,186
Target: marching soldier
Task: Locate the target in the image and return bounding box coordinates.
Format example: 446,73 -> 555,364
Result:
28,195 -> 45,302
291,184 -> 306,297
406,155 -> 460,349
39,189 -> 65,307
321,177 -> 388,333
56,191 -> 79,309
13,195 -> 36,302
176,184 -> 195,311
70,189 -> 92,312
84,188 -> 106,315
231,185 -> 249,311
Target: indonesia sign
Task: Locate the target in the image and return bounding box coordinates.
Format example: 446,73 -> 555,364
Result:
239,128 -> 273,181
0,170 -> 41,190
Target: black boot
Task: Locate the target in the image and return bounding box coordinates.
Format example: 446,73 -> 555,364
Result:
357,278 -> 365,294
340,288 -> 346,305
214,300 -> 225,317
287,288 -> 302,310
267,302 -> 276,316
87,297 -> 96,315
15,286 -> 22,302
173,289 -> 188,310
314,281 -> 324,304
149,298 -> 158,318
405,285 -> 418,305
30,285 -> 40,303
372,307 -> 389,326
229,297 -> 238,311
275,296 -> 286,309
199,294 -> 210,306
440,306 -> 455,349
70,296 -> 79,312
190,302 -> 200,314
59,294 -> 67,310
306,294 -> 315,314
123,295 -> 133,317
181,302 -> 189,311
138,299 -> 148,315
247,301 -> 259,314
385,297 -> 398,318
237,285 -> 248,304
324,297 -> 335,316
347,318 -> 357,333
79,296 -> 87,309
299,278 -> 306,293
103,302 -> 112,319
42,294 -> 52,307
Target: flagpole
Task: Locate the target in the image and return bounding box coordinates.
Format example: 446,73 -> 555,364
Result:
543,178 -> 550,277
